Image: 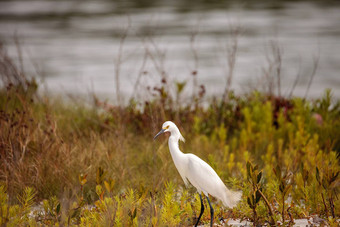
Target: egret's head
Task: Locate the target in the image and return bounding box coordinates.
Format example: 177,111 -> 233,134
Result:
153,121 -> 185,142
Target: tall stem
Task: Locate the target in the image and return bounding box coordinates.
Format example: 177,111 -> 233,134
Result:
281,193 -> 285,225
257,188 -> 275,225
253,206 -> 257,227
329,195 -> 335,218
321,193 -> 328,217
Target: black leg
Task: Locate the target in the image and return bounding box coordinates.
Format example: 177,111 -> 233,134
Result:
195,194 -> 204,227
206,196 -> 214,227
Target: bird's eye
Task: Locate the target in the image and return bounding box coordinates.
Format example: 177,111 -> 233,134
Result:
164,125 -> 169,130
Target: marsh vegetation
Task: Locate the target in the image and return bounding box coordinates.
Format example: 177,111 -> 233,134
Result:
0,39 -> 339,226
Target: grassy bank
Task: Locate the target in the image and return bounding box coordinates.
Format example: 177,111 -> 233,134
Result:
0,43 -> 339,226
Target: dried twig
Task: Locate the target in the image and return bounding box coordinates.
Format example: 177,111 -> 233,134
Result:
113,16 -> 131,106
262,40 -> 283,97
131,50 -> 148,100
222,24 -> 240,103
288,57 -> 301,98
304,54 -> 319,99
190,25 -> 199,102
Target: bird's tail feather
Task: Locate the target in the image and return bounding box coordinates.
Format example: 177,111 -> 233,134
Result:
222,188 -> 242,208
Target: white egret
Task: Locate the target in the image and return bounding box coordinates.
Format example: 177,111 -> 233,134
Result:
154,121 -> 242,227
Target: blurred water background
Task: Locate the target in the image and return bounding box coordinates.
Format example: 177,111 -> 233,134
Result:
0,0 -> 339,103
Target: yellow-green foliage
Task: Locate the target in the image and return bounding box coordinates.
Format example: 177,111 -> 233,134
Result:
0,186 -> 37,226
0,51 -> 339,226
160,182 -> 182,225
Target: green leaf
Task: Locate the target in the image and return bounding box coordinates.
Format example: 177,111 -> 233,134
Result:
316,167 -> 321,184
56,203 -> 61,215
176,81 -> 186,94
104,181 -> 111,193
96,185 -> 103,198
252,173 -> 257,186
255,190 -> 261,204
247,161 -> 251,179
132,208 -> 137,219
279,183 -> 284,193
274,165 -> 281,180
247,196 -> 254,208
257,171 -> 262,184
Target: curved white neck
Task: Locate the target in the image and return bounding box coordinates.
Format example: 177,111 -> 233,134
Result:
168,135 -> 184,165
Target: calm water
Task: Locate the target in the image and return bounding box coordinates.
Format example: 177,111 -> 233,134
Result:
1,1 -> 340,102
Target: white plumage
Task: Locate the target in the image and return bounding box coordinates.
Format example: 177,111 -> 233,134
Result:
154,121 -> 242,226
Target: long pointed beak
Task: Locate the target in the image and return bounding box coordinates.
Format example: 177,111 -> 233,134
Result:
154,129 -> 165,140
